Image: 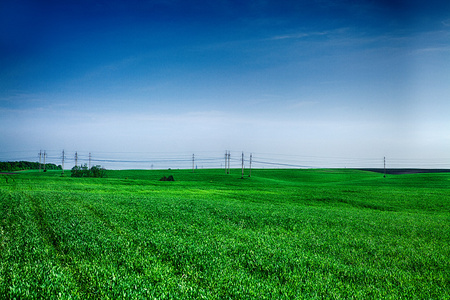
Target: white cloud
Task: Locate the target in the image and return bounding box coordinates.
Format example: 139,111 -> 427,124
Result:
78,56 -> 140,81
412,46 -> 450,54
269,31 -> 328,41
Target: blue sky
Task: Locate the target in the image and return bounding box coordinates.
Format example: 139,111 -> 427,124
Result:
1,0 -> 449,168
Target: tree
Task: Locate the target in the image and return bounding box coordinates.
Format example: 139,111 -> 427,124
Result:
90,165 -> 106,178
71,164 -> 106,178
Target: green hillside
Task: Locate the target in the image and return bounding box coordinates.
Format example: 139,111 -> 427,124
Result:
1,169 -> 449,299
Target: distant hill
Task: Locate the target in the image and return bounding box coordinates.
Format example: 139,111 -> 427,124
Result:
0,161 -> 62,172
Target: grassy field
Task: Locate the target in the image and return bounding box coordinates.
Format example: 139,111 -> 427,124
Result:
1,168 -> 449,299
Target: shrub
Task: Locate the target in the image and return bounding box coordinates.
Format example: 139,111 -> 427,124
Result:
71,164 -> 106,178
159,175 -> 175,181
90,165 -> 106,178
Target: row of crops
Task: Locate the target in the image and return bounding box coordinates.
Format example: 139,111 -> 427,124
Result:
1,169 -> 450,298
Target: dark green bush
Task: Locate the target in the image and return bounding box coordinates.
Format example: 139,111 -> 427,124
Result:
90,165 -> 106,178
71,164 -> 106,178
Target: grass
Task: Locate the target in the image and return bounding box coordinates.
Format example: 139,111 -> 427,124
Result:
1,168 -> 449,299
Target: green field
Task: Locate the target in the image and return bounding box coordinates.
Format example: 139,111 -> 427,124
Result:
1,169 -> 449,299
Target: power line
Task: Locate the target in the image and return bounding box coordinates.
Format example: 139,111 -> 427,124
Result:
3,149 -> 450,170
252,160 -> 311,168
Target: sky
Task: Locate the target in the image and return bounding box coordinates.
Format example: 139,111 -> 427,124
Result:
1,0 -> 450,169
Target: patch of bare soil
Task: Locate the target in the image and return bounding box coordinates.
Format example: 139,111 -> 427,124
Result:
359,169 -> 450,175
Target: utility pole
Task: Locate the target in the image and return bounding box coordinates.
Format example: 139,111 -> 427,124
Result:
43,151 -> 46,172
249,153 -> 252,177
62,150 -> 65,175
75,151 -> 78,167
228,151 -> 231,174
192,154 -> 195,173
39,150 -> 42,172
225,151 -> 228,174
384,156 -> 386,178
89,152 -> 92,169
241,152 -> 244,179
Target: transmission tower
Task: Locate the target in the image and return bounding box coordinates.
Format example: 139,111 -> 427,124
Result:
62,150 -> 65,175
225,150 -> 228,174
38,150 -> 42,172
228,151 -> 231,174
241,152 -> 244,179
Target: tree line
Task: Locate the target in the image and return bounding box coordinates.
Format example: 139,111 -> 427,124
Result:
0,161 -> 62,172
